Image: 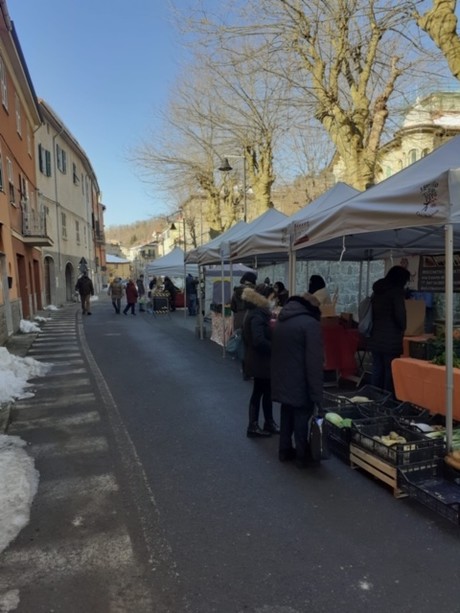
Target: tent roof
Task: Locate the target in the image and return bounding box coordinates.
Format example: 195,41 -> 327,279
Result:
145,246 -> 199,277
185,221 -> 248,265
292,135 -> 460,260
229,182 -> 359,263
189,209 -> 287,266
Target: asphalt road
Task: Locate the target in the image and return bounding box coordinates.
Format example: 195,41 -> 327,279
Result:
1,297 -> 460,613
83,298 -> 460,613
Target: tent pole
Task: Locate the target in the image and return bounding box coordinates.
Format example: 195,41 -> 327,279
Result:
183,260 -> 187,319
198,265 -> 204,340
221,255 -> 226,358
445,223 -> 454,451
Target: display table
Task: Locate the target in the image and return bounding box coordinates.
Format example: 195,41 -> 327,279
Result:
210,312 -> 233,347
392,357 -> 460,420
321,325 -> 360,379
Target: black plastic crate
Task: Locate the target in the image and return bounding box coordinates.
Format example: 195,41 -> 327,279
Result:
351,417 -> 445,466
325,406 -> 369,445
408,340 -> 437,361
398,459 -> 460,525
324,385 -> 392,406
327,435 -> 350,462
389,402 -> 430,421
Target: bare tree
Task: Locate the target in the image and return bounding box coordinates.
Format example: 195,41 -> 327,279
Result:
415,0 -> 460,81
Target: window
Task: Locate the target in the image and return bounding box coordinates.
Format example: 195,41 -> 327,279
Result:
27,124 -> 32,155
56,144 -> 67,173
15,93 -> 21,136
61,211 -> 67,238
75,220 -> 80,244
409,149 -> 418,164
38,144 -> 52,177
6,157 -> 14,203
72,162 -> 79,185
0,56 -> 8,109
45,150 -> 51,177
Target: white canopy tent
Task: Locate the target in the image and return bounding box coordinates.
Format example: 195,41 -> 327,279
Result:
288,136 -> 460,449
185,221 -> 248,266
228,182 -> 360,265
145,247 -> 199,278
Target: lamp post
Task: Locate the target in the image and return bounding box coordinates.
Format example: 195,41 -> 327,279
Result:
219,154 -> 247,222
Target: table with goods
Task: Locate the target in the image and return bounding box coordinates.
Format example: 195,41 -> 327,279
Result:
321,384 -> 460,525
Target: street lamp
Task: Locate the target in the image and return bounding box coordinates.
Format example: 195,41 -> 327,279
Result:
219,154 -> 248,222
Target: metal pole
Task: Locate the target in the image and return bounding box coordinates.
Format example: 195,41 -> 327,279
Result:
445,223 -> 454,451
243,155 -> 247,222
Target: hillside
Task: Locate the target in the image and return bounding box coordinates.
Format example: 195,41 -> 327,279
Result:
105,217 -> 166,247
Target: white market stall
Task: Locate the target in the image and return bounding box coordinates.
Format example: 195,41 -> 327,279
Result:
289,136 -> 460,449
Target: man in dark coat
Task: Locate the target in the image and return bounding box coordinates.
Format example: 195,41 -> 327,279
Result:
242,284 -> 279,437
75,272 -> 94,315
271,293 -> 323,467
368,265 -> 410,394
136,274 -> 146,312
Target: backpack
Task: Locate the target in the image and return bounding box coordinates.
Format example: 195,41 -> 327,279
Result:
358,295 -> 373,337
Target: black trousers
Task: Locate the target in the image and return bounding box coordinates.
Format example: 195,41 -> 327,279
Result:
249,377 -> 273,423
279,403 -> 314,462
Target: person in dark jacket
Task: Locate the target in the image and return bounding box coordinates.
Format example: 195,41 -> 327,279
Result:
163,276 -> 178,311
242,284 -> 279,438
368,265 -> 411,394
271,293 -> 323,467
231,271 -> 257,331
123,279 -> 138,315
75,272 -> 94,315
273,281 -> 289,307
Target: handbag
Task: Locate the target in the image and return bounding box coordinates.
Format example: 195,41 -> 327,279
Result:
308,406 -> 330,462
226,329 -> 244,359
358,295 -> 373,337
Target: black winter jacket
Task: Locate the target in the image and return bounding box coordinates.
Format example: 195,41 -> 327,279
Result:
231,281 -> 256,330
241,287 -> 272,379
271,296 -> 323,408
367,277 -> 407,355
75,275 -> 94,296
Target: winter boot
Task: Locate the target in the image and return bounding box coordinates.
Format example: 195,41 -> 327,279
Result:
263,419 -> 280,434
247,404 -> 271,438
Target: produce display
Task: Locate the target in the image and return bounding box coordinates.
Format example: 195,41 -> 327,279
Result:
445,451 -> 460,471
372,431 -> 407,446
325,412 -> 353,428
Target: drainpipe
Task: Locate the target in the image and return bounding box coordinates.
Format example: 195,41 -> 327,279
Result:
52,127 -> 65,274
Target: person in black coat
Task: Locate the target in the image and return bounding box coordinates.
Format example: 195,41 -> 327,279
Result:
163,276 -> 178,311
368,265 -> 411,394
271,293 -> 323,467
242,284 -> 279,438
231,271 -> 257,331
273,281 -> 289,307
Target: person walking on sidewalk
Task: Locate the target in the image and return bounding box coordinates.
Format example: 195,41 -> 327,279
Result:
123,279 -> 138,315
75,272 -> 94,315
108,277 -> 123,314
242,283 -> 279,438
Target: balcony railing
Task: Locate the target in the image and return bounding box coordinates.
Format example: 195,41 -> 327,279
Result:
22,204 -> 53,247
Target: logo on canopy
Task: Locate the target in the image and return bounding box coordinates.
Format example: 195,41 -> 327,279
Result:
417,181 -> 440,217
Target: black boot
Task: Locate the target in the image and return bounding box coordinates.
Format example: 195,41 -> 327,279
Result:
264,419 -> 280,434
247,422 -> 272,438
247,404 -> 271,438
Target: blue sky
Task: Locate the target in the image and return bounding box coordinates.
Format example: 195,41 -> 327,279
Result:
8,0 -> 191,227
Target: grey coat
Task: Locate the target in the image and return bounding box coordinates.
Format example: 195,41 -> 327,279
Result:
241,287 -> 272,380
271,297 -> 323,409
368,277 -> 407,355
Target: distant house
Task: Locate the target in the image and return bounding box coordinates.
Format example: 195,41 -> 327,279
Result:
106,254 -> 131,283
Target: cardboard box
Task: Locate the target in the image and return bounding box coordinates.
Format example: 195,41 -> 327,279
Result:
405,299 -> 425,336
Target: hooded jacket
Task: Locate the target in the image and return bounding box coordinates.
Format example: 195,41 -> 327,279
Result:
368,277 -> 407,355
271,296 -> 323,409
231,280 -> 257,330
241,287 -> 272,379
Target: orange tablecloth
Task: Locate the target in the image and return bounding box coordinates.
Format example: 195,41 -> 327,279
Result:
392,357 -> 460,420
321,326 -> 359,379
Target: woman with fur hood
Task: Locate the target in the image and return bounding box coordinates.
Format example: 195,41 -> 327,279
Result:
231,271 -> 257,331
242,284 -> 280,438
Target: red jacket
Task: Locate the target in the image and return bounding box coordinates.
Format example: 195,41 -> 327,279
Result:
125,281 -> 138,303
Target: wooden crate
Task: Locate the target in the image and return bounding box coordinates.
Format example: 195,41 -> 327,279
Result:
350,444 -> 407,499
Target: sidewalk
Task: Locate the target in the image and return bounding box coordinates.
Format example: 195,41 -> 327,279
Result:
0,302 -> 156,612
